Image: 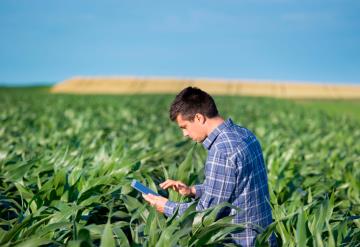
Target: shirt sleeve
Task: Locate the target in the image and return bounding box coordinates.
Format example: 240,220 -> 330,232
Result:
196,151 -> 237,210
163,183 -> 203,217
164,151 -> 237,217
164,200 -> 195,217
194,184 -> 204,198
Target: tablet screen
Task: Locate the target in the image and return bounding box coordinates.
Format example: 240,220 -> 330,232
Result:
131,179 -> 159,196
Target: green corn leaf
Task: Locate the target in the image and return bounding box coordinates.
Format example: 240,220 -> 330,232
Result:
113,226 -> 130,247
100,211 -> 115,247
155,225 -> 178,247
326,221 -> 335,247
177,144 -> 196,184
295,208 -> 307,246
13,237 -> 52,247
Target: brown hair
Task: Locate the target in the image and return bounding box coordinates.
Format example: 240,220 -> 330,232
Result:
169,87 -> 219,121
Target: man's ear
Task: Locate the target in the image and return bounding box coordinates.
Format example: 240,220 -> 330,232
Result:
195,113 -> 206,124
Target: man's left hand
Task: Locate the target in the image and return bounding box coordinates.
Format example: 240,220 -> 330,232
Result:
142,194 -> 168,213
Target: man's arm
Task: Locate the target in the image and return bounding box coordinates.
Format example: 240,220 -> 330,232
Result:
163,151 -> 237,217
196,151 -> 237,210
144,152 -> 237,216
143,191 -> 198,216
159,179 -> 204,198
159,180 -> 195,197
164,200 -> 195,217
142,182 -> 201,216
160,181 -> 203,216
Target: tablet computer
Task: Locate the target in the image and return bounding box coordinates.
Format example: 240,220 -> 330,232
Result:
131,179 -> 159,196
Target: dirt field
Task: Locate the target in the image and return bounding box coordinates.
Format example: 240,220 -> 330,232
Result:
51,76 -> 360,99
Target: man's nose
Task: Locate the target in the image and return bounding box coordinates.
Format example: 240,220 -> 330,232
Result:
182,130 -> 189,137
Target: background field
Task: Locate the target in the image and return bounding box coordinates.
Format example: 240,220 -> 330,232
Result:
52,77 -> 360,99
294,99 -> 360,122
0,87 -> 359,246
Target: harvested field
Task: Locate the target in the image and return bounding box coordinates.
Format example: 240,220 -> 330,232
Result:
51,76 -> 360,99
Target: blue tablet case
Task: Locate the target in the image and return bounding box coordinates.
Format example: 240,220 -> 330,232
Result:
131,179 -> 159,196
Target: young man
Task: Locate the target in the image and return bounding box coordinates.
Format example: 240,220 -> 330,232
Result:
143,87 -> 276,246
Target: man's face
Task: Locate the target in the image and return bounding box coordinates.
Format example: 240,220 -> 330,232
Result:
176,114 -> 207,143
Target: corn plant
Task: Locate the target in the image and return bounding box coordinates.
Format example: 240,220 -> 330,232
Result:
0,88 -> 359,246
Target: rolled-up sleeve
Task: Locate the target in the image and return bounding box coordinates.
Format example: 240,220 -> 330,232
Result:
164,200 -> 195,217
194,184 -> 204,198
163,183 -> 204,217
164,201 -> 177,217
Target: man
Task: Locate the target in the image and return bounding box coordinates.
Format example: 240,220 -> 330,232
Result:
143,87 -> 276,246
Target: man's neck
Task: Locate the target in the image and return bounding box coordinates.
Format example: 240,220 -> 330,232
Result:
205,116 -> 225,136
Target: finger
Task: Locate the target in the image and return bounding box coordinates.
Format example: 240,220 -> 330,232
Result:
159,180 -> 170,187
160,179 -> 174,185
161,181 -> 176,189
160,180 -> 174,189
175,182 -> 184,188
163,181 -> 183,191
159,181 -> 167,189
174,182 -> 186,190
176,181 -> 186,187
168,181 -> 182,188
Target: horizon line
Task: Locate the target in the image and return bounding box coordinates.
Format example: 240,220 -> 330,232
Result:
1,75 -> 360,87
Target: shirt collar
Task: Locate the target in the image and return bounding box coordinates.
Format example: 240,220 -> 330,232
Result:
202,118 -> 233,150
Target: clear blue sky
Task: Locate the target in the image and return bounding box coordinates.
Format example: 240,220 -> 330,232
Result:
1,0 -> 359,85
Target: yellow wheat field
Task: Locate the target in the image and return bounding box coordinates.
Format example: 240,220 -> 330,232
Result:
51,76 -> 360,99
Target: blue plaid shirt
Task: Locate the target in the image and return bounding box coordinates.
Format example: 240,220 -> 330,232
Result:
164,118 -> 276,246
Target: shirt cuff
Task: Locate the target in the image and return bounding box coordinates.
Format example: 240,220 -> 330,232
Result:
194,184 -> 204,199
164,200 -> 178,217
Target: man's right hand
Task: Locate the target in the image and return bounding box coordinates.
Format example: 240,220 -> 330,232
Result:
160,179 -> 196,197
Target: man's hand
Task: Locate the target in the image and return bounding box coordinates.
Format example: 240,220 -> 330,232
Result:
160,179 -> 196,197
142,194 -> 168,213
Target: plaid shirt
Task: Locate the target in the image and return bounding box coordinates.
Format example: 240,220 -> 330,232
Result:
164,118 -> 276,246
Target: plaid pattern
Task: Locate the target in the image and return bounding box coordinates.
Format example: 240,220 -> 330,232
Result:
164,118 -> 276,246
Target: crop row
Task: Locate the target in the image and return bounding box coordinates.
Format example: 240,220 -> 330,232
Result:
0,89 -> 359,246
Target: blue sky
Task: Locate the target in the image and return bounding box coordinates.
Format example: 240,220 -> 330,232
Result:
1,0 -> 359,85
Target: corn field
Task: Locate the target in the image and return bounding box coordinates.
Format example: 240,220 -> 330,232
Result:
0,88 -> 359,246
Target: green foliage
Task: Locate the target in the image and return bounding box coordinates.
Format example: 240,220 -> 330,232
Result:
295,99 -> 360,122
0,89 -> 359,246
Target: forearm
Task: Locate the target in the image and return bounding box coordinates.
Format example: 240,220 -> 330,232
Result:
163,185 -> 202,217
164,200 -> 196,217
